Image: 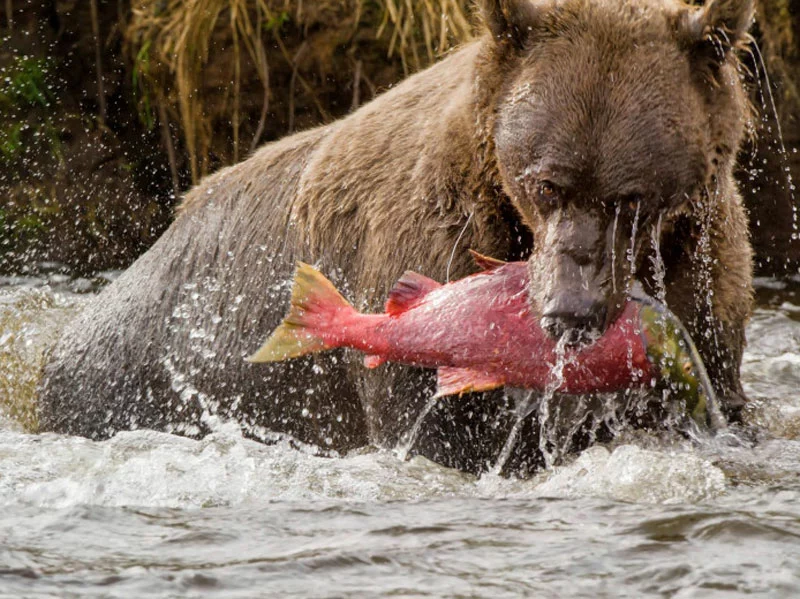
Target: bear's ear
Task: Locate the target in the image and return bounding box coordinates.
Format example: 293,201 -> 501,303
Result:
677,0 -> 754,68
480,0 -> 546,49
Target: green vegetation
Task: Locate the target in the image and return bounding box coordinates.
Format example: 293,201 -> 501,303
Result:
0,55 -> 61,167
0,54 -> 53,108
263,10 -> 289,31
132,39 -> 156,130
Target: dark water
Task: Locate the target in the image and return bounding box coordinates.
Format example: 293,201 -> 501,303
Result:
2,273 -> 800,598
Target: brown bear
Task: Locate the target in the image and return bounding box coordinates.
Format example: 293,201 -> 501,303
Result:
38,0 -> 754,475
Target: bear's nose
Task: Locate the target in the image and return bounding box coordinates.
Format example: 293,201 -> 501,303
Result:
540,298 -> 607,345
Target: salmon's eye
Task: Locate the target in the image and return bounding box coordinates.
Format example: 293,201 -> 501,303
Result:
682,361 -> 693,375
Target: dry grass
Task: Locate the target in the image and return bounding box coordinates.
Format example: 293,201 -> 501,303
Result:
379,0 -> 472,72
0,290 -> 84,433
123,0 -> 473,184
126,0 -> 273,182
0,316 -> 40,431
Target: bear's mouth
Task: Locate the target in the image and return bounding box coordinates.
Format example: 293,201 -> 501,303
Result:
539,300 -> 610,346
543,322 -> 602,347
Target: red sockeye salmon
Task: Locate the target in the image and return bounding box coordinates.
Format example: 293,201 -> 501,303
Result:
248,252 -> 723,429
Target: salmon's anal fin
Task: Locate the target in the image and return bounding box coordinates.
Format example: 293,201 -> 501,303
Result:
385,271 -> 441,316
468,249 -> 507,272
247,262 -> 354,363
434,366 -> 505,398
363,354 -> 387,369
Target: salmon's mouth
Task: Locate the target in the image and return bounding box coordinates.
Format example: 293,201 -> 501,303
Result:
634,293 -> 725,432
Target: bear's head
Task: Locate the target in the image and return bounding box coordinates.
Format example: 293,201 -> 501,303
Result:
485,0 -> 753,343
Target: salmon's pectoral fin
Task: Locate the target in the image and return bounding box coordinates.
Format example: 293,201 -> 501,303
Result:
385,271 -> 441,316
468,250 -> 507,272
434,366 -> 505,398
363,354 -> 387,369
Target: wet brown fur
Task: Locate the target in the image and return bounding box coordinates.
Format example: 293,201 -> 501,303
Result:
39,0 -> 755,473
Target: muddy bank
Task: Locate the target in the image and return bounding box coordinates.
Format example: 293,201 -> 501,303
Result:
0,0 -> 471,274
1,0 -> 800,275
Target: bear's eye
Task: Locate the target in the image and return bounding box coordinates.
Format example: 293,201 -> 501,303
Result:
625,194 -> 644,212
538,181 -> 558,202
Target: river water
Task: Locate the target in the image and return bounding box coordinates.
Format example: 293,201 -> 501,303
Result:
1,272 -> 800,598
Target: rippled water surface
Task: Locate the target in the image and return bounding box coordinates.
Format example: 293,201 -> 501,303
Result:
2,273 -> 800,597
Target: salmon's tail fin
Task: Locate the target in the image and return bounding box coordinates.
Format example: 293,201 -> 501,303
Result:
247,262 -> 355,363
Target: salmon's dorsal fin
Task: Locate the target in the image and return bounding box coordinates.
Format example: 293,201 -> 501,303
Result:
468,249 -> 507,272
385,271 -> 441,316
434,366 -> 505,398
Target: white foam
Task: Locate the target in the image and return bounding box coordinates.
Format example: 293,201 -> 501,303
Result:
532,444 -> 727,504
0,422 -> 731,510
0,425 -> 477,508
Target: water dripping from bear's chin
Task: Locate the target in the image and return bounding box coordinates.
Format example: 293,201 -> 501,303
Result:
490,335 -> 573,476
396,394 -> 440,461
611,202 -> 620,294
650,213 -> 666,303
626,200 -> 641,292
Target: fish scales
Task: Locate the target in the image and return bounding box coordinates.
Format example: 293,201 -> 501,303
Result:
250,259 -> 652,396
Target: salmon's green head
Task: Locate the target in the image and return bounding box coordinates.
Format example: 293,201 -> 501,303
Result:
637,300 -> 724,432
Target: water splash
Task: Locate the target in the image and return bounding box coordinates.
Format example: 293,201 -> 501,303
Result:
488,335 -> 573,476
535,444 -> 726,504
751,42 -> 790,163
395,394 -> 441,461
748,41 -> 799,244
489,388 -> 538,476
694,186 -> 719,346
626,200 -> 641,290
535,337 -> 571,470
649,213 -> 667,303
611,202 -> 620,294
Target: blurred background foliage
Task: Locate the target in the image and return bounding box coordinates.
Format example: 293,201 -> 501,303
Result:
0,0 -> 799,275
